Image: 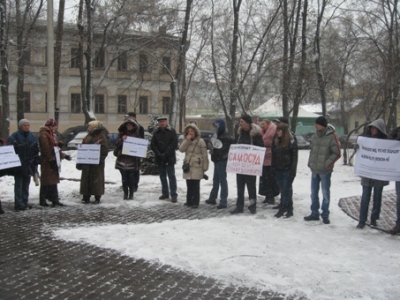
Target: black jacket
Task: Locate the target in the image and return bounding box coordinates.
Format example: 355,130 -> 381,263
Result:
271,136 -> 298,178
236,124 -> 264,147
211,132 -> 234,163
150,125 -> 178,165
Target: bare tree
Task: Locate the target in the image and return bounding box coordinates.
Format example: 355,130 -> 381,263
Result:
0,0 -> 9,138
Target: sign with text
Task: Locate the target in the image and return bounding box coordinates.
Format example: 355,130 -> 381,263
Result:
227,144 -> 266,176
76,144 -> 101,165
0,145 -> 21,170
354,136 -> 400,181
122,136 -> 148,158
54,146 -> 61,167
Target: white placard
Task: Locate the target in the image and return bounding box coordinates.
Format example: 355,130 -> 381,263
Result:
121,136 -> 148,158
0,154 -> 21,170
76,144 -> 101,164
354,136 -> 400,181
226,144 -> 266,176
54,146 -> 61,167
0,145 -> 16,156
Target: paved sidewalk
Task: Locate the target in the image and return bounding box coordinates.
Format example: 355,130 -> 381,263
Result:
338,190 -> 398,233
0,201 -> 304,300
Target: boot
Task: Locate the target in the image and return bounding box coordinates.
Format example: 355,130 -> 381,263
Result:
285,205 -> 293,218
248,199 -> 257,214
94,195 -> 101,204
274,207 -> 286,218
123,185 -> 128,200
39,198 -> 49,207
266,197 -> 275,205
39,187 -> 49,207
128,185 -> 134,200
82,195 -> 91,204
0,201 -> 4,214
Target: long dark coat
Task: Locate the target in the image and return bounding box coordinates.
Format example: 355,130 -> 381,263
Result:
38,126 -> 67,186
150,125 -> 178,165
80,128 -> 109,195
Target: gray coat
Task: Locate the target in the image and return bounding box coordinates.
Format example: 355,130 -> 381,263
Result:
360,119 -> 389,187
308,125 -> 341,174
179,124 -> 209,180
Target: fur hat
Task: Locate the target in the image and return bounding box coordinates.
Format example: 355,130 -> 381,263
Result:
18,119 -> 30,128
45,118 -> 57,127
315,116 -> 328,128
240,114 -> 253,125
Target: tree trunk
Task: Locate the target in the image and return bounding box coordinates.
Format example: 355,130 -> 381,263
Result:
54,0 -> 65,123
0,0 -> 9,138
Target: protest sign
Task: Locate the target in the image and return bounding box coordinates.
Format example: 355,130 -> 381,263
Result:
0,145 -> 21,170
226,144 -> 266,176
76,144 -> 101,164
122,136 -> 148,158
354,136 -> 400,181
54,146 -> 61,167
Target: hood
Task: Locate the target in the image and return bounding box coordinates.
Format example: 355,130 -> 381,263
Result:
118,119 -> 139,134
183,123 -> 201,138
367,119 -> 387,137
213,119 -> 226,136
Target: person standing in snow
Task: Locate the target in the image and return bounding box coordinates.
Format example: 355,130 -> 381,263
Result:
114,118 -> 141,200
179,124 -> 209,208
231,113 -> 264,215
356,119 -> 389,229
259,119 -> 280,205
271,122 -> 298,218
126,112 -> 144,192
150,117 -> 178,203
205,118 -> 234,209
389,126 -> 400,235
80,121 -> 109,204
7,119 -> 40,211
304,116 -> 341,225
38,118 -> 71,207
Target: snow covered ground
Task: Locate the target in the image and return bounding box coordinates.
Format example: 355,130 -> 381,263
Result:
1,150 -> 399,300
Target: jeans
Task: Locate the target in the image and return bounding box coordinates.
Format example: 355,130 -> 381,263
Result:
14,175 -> 31,209
186,179 -> 200,206
310,172 -> 331,218
120,170 -> 135,191
236,174 -> 257,209
359,186 -> 383,223
208,160 -> 228,205
396,181 -> 400,226
275,169 -> 292,208
158,163 -> 177,197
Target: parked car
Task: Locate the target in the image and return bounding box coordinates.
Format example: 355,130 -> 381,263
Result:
66,132 -> 88,150
339,134 -> 359,149
295,134 -> 310,149
60,125 -> 88,149
299,131 -> 314,143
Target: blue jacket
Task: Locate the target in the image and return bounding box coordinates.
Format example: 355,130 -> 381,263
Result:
7,129 -> 40,176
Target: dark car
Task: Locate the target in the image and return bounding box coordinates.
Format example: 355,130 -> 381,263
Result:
299,131 -> 315,143
60,125 -> 88,149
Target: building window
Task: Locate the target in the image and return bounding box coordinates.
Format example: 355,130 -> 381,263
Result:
139,54 -> 148,73
118,52 -> 127,71
23,92 -> 31,113
71,48 -> 80,68
94,94 -> 105,113
94,49 -> 105,69
162,97 -> 170,114
162,56 -> 171,75
139,96 -> 148,114
71,93 -> 81,113
118,95 -> 127,114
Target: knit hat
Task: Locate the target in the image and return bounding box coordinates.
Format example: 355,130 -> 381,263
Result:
274,117 -> 289,125
45,118 -> 57,127
315,116 -> 328,128
18,119 -> 30,128
240,114 -> 252,125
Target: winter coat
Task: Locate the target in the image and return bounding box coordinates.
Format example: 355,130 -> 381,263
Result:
7,129 -> 40,177
210,119 -> 234,163
360,119 -> 389,187
38,126 -> 67,186
179,124 -> 209,180
261,122 -> 277,166
114,119 -> 141,171
150,124 -> 178,165
80,128 -> 109,195
308,125 -> 341,174
236,123 -> 264,147
271,134 -> 298,178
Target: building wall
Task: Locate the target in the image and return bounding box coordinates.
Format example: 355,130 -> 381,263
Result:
7,26 -> 178,134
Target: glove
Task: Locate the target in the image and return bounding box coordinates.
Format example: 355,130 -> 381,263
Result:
50,160 -> 58,171
353,143 -> 360,151
76,164 -> 82,170
64,155 -> 72,161
159,153 -> 167,161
